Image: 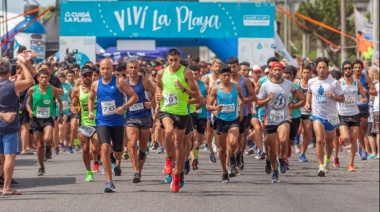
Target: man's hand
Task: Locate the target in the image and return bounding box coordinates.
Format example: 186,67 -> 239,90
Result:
116,106 -> 124,115
1,112 -> 16,123
89,112 -> 94,120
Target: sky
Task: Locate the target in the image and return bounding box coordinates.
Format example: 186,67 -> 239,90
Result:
3,0 -> 56,14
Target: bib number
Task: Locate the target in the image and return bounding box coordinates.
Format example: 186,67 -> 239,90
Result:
221,104 -> 235,113
36,107 -> 50,118
101,100 -> 116,116
129,102 -> 144,112
62,101 -> 69,110
356,95 -> 363,105
196,108 -> 202,114
78,125 -> 96,138
164,93 -> 179,107
270,110 -> 284,123
328,116 -> 340,126
343,96 -> 356,107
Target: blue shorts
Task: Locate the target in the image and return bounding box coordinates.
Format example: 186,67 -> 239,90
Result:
207,110 -> 212,121
0,133 -> 21,154
311,115 -> 337,131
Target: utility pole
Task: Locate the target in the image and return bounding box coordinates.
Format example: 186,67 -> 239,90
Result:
341,0 -> 347,63
373,0 -> 379,63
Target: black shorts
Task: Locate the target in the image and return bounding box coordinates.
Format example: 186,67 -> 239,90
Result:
367,122 -> 376,137
289,117 -> 301,140
358,106 -> 370,118
191,113 -> 207,134
157,111 -> 189,130
300,114 -> 311,120
239,115 -> 248,134
97,126 -> 124,152
19,109 -> 30,124
246,113 -> 253,129
66,112 -> 80,123
125,116 -> 153,129
264,120 -> 291,134
30,117 -> 55,133
209,116 -> 217,131
339,114 -> 360,127
216,118 -> 240,135
185,115 -> 194,135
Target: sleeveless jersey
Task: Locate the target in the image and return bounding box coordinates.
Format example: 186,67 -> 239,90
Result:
216,83 -> 238,121
126,76 -> 151,118
79,85 -> 97,126
357,74 -> 369,107
196,80 -> 207,119
339,78 -> 359,116
32,84 -> 55,118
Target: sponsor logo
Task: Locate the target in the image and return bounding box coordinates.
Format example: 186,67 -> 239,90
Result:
64,11 -> 92,23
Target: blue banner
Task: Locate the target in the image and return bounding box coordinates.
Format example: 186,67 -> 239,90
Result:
60,1 -> 274,38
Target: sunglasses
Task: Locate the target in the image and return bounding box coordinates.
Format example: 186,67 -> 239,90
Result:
82,73 -> 93,78
344,67 -> 352,70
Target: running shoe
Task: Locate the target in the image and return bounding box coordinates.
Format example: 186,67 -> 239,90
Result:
317,165 -> 326,177
146,147 -> 150,155
245,147 -> 254,155
308,143 -> 316,149
368,154 -> 377,159
157,146 -> 165,154
299,154 -> 308,162
209,152 -> 216,163
348,164 -> 356,172
92,163 -> 99,172
46,147 -> 52,159
67,146 -> 74,154
0,175 -> 18,185
152,141 -> 160,150
192,159 -> 198,170
133,172 -> 141,183
54,147 -> 59,155
164,174 -> 172,183
295,144 -> 301,154
203,144 -> 209,151
278,158 -> 287,174
111,163 -> 116,173
180,172 -> 184,188
212,142 -> 218,153
170,174 -> 180,193
222,173 -> 230,183
361,150 -> 368,160
75,145 -> 80,152
284,158 -> 290,170
85,171 -> 94,182
239,155 -> 244,170
122,152 -> 129,160
114,166 -> 121,176
264,160 -> 272,174
357,140 -> 362,156
271,170 -> 279,183
324,157 -> 331,174
229,156 -> 238,177
333,157 -> 340,168
184,160 -> 190,175
104,182 -> 116,193
38,167 -> 45,176
163,157 -> 173,175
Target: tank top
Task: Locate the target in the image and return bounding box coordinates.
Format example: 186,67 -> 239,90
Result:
79,85 -> 96,126
126,76 -> 151,118
0,79 -> 19,134
32,84 -> 55,118
339,78 -> 359,116
196,80 -> 207,119
217,83 -> 238,121
238,76 -> 249,116
208,74 -> 217,87
160,66 -> 189,115
298,79 -> 311,115
289,83 -> 302,118
96,76 -> 125,126
56,83 -> 71,116
357,74 -> 369,107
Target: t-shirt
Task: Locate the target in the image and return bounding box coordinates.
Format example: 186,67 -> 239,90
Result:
373,82 -> 379,112
258,79 -> 295,125
308,76 -> 344,120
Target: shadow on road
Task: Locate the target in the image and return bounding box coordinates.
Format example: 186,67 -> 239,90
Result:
12,177 -> 76,189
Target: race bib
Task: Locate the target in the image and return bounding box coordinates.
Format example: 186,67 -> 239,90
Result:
269,110 -> 284,123
164,93 -> 179,107
62,101 -> 69,110
129,102 -> 144,111
356,95 -> 365,105
328,115 -> 340,126
343,96 -> 356,107
78,125 -> 96,138
196,108 -> 202,114
221,104 -> 235,113
237,105 -> 240,112
36,107 -> 50,118
101,100 -> 116,116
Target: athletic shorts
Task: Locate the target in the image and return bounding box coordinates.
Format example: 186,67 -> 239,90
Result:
215,118 -> 240,135
367,122 -> 376,137
96,126 -> 124,152
30,117 -> 55,133
0,133 -> 21,154
239,116 -> 248,134
358,106 -> 370,118
246,114 -> 252,129
300,114 -> 311,120
311,115 -> 337,131
185,115 -> 194,135
264,120 -> 291,134
289,117 -> 301,140
191,113 -> 207,134
339,114 -> 360,128
19,109 -> 30,124
125,116 -> 153,129
66,112 -> 80,123
371,111 -> 379,134
157,111 -> 189,130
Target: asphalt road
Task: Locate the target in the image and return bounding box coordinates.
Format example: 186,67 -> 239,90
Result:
1,147 -> 379,212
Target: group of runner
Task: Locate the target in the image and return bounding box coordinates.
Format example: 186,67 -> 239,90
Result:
0,48 -> 379,195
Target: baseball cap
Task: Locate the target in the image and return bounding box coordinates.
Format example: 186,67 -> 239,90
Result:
252,65 -> 262,72
80,65 -> 93,75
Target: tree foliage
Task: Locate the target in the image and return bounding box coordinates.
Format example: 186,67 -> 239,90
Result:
297,0 -> 356,67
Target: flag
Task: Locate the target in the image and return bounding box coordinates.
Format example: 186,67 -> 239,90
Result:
274,32 -> 298,68
355,9 -> 373,57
